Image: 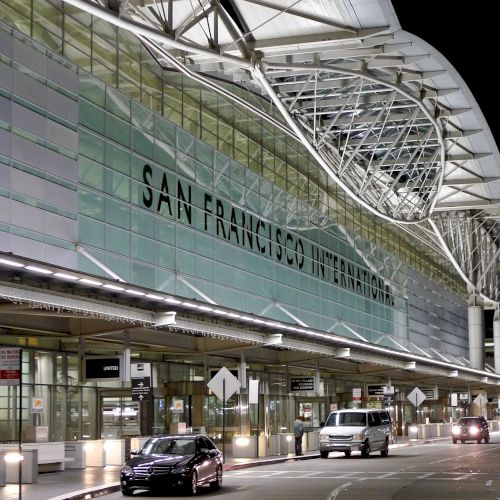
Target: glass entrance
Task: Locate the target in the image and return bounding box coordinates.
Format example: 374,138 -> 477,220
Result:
100,396 -> 140,438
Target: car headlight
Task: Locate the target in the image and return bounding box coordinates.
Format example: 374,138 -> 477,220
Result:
452,426 -> 461,435
172,466 -> 188,474
352,433 -> 365,441
319,434 -> 329,442
469,426 -> 479,434
121,465 -> 133,475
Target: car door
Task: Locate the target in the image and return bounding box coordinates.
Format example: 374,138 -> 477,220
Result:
368,412 -> 383,450
195,436 -> 215,483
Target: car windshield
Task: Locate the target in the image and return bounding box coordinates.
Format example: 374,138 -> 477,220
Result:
141,438 -> 196,455
325,412 -> 366,427
459,418 -> 479,426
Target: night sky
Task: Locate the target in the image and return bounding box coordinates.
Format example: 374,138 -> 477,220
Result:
391,1 -> 499,145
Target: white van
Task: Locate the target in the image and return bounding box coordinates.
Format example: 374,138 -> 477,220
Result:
319,409 -> 392,458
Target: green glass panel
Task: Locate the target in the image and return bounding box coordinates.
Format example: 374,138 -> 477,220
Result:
79,157 -> 104,190
105,225 -> 130,256
105,197 -> 130,229
131,208 -> 154,238
132,127 -> 154,159
79,74 -> 105,107
106,113 -> 130,148
176,248 -> 195,276
155,241 -> 175,269
79,130 -> 105,163
78,216 -> 104,247
131,261 -> 155,288
132,235 -> 154,264
106,86 -> 130,121
196,255 -> 213,281
154,118 -> 176,146
104,253 -> 131,282
105,169 -> 130,201
131,101 -> 153,134
79,188 -> 104,219
105,142 -> 130,175
154,141 -> 176,170
79,99 -> 105,134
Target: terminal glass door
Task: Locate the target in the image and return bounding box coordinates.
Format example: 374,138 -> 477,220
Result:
101,396 -> 140,438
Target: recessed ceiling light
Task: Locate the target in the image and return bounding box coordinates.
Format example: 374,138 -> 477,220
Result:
26,265 -> 52,274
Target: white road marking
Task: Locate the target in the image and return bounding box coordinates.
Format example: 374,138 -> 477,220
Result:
326,482 -> 352,500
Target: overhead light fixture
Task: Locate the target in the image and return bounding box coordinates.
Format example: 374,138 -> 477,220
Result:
26,265 -> 52,274
54,272 -> 79,280
0,258 -> 24,267
213,309 -> 228,315
146,294 -> 164,300
125,289 -> 145,296
198,306 -> 214,312
164,297 -> 182,304
79,278 -> 102,286
104,284 -> 124,291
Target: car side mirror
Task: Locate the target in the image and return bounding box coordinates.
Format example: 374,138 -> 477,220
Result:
129,449 -> 138,457
320,421 -> 325,428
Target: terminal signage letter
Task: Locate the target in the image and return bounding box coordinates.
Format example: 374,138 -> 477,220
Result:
131,362 -> 152,401
85,357 -> 121,380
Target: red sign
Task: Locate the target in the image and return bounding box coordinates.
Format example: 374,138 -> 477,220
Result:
0,348 -> 21,385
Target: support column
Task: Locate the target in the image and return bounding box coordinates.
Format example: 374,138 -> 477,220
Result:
468,294 -> 484,369
493,309 -> 500,374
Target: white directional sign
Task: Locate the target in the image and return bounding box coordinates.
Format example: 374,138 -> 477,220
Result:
131,362 -> 152,401
473,393 -> 487,408
208,367 -> 240,402
407,387 -> 427,407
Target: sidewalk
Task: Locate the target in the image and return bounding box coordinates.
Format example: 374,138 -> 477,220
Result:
1,435 -> 447,500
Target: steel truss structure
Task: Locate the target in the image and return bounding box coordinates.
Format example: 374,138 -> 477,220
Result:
65,0 -> 500,304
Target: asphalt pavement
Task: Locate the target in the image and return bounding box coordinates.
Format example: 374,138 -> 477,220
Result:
0,435 -> 446,500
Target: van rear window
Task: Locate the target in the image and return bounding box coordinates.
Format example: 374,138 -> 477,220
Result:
325,412 -> 366,427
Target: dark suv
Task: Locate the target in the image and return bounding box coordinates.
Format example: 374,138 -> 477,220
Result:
452,416 -> 489,444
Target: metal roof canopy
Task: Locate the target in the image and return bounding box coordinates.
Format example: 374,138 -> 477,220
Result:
0,254 -> 497,390
62,0 -> 500,305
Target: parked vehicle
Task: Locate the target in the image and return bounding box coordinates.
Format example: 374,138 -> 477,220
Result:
120,434 -> 223,496
452,416 -> 490,444
319,409 -> 392,458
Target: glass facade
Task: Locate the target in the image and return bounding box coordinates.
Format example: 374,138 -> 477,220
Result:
0,4 -> 475,444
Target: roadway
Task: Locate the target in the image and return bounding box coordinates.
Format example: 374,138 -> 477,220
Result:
103,438 -> 500,499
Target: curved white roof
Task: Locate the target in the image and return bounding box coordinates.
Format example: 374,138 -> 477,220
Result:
65,0 -> 500,303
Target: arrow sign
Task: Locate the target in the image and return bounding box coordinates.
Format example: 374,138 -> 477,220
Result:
207,367 -> 240,402
131,362 -> 152,401
407,387 -> 427,407
473,393 -> 487,407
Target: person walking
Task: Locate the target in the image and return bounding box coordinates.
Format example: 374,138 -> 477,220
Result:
293,415 -> 304,456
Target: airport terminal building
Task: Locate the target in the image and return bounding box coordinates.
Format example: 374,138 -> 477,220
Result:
0,0 -> 500,460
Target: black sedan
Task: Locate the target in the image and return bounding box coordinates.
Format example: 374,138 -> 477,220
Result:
120,434 -> 223,496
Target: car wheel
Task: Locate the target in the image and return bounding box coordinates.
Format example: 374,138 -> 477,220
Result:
477,437 -> 482,444
461,440 -> 465,443
211,465 -> 223,490
452,438 -> 457,444
320,451 -> 329,458
361,440 -> 370,457
189,470 -> 198,496
344,450 -> 351,458
380,439 -> 389,457
121,488 -> 133,496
